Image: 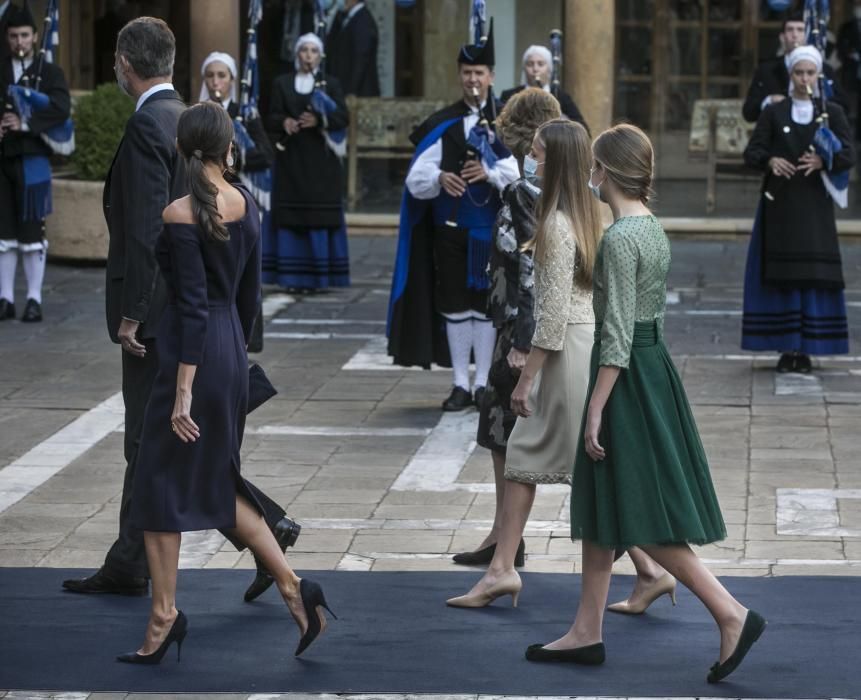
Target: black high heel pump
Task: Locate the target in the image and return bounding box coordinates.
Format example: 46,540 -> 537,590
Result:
117,610 -> 188,665
294,579 -> 336,657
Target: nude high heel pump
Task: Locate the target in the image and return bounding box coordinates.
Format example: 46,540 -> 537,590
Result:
607,573 -> 677,614
446,571 -> 522,608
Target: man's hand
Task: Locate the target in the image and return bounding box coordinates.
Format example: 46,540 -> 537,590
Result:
0,112 -> 21,132
768,156 -> 797,179
798,150 -> 824,176
283,117 -> 300,135
439,171 -> 467,197
118,318 -> 146,357
460,159 -> 488,184
298,111 -> 319,129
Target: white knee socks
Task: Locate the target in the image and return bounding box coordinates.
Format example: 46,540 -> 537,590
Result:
21,250 -> 46,303
472,319 -> 496,389
0,250 -> 17,302
446,319 -> 473,391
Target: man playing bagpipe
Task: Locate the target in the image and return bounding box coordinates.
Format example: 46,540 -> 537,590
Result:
0,4 -> 71,322
387,18 -> 519,411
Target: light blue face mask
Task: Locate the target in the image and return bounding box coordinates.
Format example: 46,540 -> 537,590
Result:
588,168 -> 605,202
523,154 -> 543,183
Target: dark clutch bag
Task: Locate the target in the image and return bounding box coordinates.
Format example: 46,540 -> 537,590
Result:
248,363 -> 277,413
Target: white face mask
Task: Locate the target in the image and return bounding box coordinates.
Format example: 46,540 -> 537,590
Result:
588,167 -> 607,203
523,154 -> 543,181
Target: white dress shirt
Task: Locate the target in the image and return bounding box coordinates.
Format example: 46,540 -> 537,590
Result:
135,83 -> 175,112
406,103 -> 519,200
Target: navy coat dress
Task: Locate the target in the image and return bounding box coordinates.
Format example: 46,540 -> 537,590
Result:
131,187 -> 264,532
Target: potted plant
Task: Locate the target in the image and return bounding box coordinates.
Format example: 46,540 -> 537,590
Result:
48,84 -> 133,261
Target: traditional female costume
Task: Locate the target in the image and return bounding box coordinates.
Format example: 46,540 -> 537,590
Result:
266,33 -> 350,290
741,46 -> 855,358
570,216 -> 726,549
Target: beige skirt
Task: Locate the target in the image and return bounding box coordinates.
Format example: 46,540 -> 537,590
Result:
505,323 -> 594,484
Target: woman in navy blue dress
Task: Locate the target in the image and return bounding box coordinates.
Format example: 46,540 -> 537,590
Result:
119,103 -> 334,664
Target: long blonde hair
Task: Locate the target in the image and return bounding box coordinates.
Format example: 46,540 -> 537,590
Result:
528,119 -> 602,288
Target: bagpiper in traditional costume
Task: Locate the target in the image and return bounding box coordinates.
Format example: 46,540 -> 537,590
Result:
387,17 -> 519,410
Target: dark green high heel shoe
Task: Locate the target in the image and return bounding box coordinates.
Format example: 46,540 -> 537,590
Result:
707,610 -> 767,683
117,610 -> 188,665
294,578 -> 337,657
525,641 -> 605,665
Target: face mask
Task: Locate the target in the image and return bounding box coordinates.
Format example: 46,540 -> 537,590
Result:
588,168 -> 605,202
523,154 -> 543,179
855,6 -> 861,19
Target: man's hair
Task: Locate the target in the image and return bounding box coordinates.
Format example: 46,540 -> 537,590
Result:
782,10 -> 805,30
116,17 -> 175,80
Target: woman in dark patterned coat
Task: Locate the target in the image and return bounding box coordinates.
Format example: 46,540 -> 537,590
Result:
451,88 -> 560,568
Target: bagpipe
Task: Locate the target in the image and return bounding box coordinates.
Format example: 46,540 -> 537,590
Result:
5,0 -> 75,157
805,0 -> 849,208
233,0 -> 272,214
274,0 -> 346,157
445,0 -> 508,228
549,28 -> 563,99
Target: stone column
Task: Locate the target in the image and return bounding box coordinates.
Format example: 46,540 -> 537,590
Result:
189,0 -> 241,102
564,0 -> 614,135
423,0 -> 470,101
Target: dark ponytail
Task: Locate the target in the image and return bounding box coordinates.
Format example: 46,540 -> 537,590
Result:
176,102 -> 235,241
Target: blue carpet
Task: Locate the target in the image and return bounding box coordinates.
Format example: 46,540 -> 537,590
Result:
0,568 -> 857,697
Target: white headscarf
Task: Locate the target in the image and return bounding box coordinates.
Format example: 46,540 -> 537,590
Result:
521,45 -> 553,88
198,51 -> 238,104
294,32 -> 324,73
786,45 -> 823,98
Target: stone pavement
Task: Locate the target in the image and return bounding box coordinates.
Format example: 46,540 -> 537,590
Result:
0,235 -> 860,698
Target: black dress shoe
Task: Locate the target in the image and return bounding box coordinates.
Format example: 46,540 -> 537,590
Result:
62,567 -> 149,596
442,386 -> 472,411
794,353 -> 812,374
244,516 -> 302,602
473,386 -> 486,408
707,610 -> 767,683
117,610 -> 188,665
20,298 -> 42,323
776,353 -> 794,373
525,641 -> 605,665
0,298 -> 14,320
452,538 -> 525,567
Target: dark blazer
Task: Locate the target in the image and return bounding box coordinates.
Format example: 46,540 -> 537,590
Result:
742,57 -> 848,123
500,85 -> 589,132
0,57 -> 70,158
326,4 -> 380,97
104,89 -> 187,343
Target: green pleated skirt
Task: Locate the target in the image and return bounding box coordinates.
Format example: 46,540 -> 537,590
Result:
570,321 -> 727,549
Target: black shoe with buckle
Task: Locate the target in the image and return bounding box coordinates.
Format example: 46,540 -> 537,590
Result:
0,298 -> 14,320
62,567 -> 149,596
244,516 -> 302,602
794,353 -> 812,374
20,298 -> 42,323
776,353 -> 794,373
442,386 -> 472,411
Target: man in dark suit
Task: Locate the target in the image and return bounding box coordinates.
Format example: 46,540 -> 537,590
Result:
0,5 -> 71,322
743,10 -> 848,123
62,17 -> 300,603
326,0 -> 380,96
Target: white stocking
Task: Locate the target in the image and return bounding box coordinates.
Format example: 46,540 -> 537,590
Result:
0,249 -> 17,302
445,319 -> 473,391
21,249 -> 46,303
471,318 -> 496,389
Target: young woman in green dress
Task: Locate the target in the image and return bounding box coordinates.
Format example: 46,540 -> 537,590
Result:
525,124 -> 766,684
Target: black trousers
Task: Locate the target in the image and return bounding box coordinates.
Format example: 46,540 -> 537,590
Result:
103,341 -> 286,579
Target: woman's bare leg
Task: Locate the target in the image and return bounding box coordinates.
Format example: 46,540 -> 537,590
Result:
139,531 -> 181,654
474,449 -> 507,550
612,546 -> 671,606
227,494 -> 306,632
461,479 -> 535,595
542,539 -> 615,649
640,543 -> 747,662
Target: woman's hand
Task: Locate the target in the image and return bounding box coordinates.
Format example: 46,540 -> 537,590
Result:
298,111 -> 319,129
283,117 -> 300,135
798,150 -> 824,176
510,374 -> 533,417
507,347 -> 529,371
171,387 -> 200,443
583,405 -> 605,461
768,156 -> 796,178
